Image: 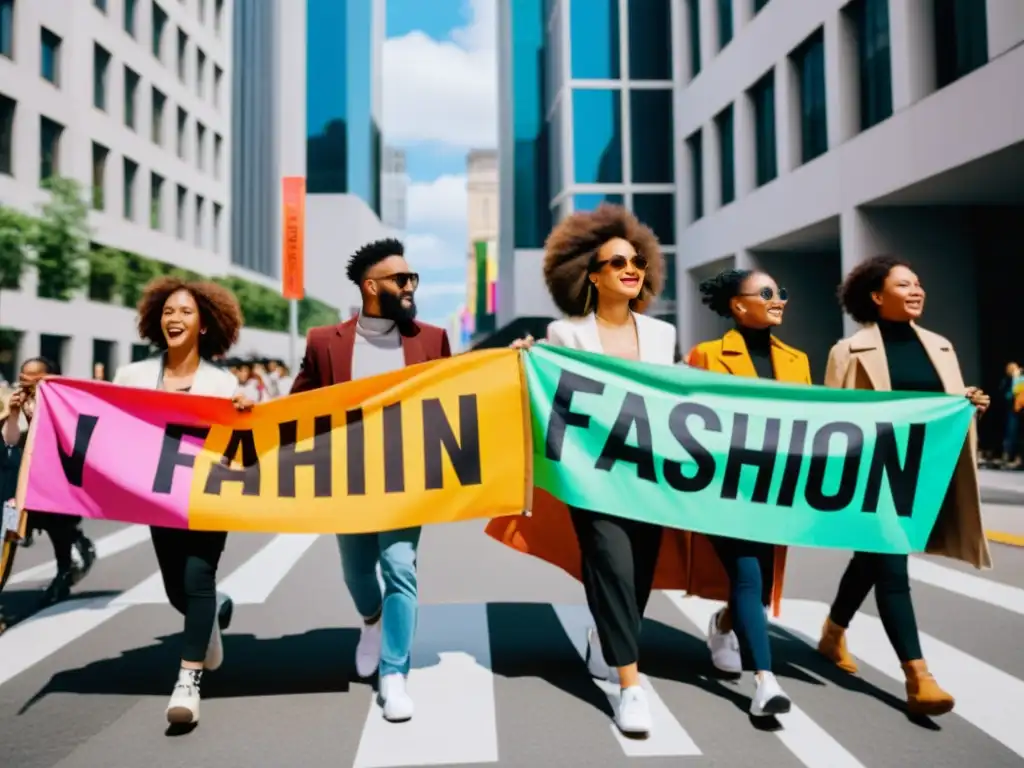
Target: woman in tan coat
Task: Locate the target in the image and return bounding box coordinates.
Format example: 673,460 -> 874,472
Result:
818,254 -> 990,717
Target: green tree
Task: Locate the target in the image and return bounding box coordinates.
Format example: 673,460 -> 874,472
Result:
33,177 -> 90,300
87,245 -> 128,303
0,206 -> 33,290
299,297 -> 341,333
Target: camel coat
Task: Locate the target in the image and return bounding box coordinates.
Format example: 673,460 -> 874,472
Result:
825,323 -> 991,569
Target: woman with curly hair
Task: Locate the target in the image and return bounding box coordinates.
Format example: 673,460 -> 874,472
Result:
509,204 -> 676,736
818,254 -> 989,716
114,276 -> 254,728
686,268 -> 811,716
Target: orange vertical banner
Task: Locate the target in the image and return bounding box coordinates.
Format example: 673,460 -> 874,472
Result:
281,176 -> 306,300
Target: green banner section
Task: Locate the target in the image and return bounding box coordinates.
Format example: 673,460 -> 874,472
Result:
526,344 -> 975,554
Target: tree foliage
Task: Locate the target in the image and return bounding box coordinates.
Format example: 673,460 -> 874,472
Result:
0,207 -> 33,290
34,177 -> 90,300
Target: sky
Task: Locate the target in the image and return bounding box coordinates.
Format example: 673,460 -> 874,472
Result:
383,0 -> 497,327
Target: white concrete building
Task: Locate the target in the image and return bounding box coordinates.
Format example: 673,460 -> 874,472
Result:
380,144 -> 407,235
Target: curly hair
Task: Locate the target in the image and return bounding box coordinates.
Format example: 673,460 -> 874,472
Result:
543,204 -> 663,316
698,268 -> 754,318
346,238 -> 405,285
136,276 -> 243,359
837,254 -> 913,324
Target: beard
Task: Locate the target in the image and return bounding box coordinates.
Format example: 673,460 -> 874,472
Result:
379,289 -> 417,325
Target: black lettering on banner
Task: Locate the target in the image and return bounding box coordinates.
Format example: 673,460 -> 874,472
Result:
203,429 -> 261,496
346,408 -> 366,496
545,370 -> 605,462
775,420 -> 809,507
422,395 -> 482,490
56,414 -> 99,488
382,403 -> 405,493
722,414 -> 781,503
277,415 -> 333,498
595,392 -> 657,482
804,422 -> 863,511
152,424 -> 211,494
862,422 -> 926,518
664,402 -> 721,492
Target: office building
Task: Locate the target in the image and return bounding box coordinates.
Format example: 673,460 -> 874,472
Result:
466,148 -> 498,332
380,144 -> 407,234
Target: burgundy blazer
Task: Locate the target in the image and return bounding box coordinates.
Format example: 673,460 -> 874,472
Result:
290,316 -> 452,394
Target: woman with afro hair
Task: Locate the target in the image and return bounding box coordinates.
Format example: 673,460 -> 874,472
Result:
113,276 -> 255,729
818,254 -> 990,717
686,267 -> 812,717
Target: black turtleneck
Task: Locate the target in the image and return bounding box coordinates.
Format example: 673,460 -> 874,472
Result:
877,319 -> 943,393
736,324 -> 775,379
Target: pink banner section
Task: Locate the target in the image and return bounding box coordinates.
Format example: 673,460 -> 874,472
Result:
21,378 -> 226,529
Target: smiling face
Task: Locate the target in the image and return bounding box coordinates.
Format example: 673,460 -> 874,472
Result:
730,272 -> 788,329
589,237 -> 647,305
161,288 -> 203,353
365,254 -> 418,321
873,265 -> 925,321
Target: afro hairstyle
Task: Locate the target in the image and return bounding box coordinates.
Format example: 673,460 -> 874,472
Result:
543,203 -> 663,317
345,238 -> 405,285
136,276 -> 243,359
698,268 -> 755,318
837,254 -> 913,324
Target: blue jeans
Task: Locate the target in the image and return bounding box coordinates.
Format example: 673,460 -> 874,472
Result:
337,527 -> 421,677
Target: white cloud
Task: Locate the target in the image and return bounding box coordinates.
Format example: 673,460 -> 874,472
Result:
415,282 -> 470,299
406,174 -> 468,231
382,0 -> 497,148
405,232 -> 467,271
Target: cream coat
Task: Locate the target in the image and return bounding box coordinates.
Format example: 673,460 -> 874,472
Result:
113,355 -> 240,398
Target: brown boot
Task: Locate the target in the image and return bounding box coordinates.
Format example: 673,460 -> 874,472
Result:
902,659 -> 954,716
818,618 -> 858,674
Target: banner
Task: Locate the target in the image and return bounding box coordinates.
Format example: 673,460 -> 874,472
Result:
281,176 -> 305,300
525,345 -> 974,554
19,351 -> 528,534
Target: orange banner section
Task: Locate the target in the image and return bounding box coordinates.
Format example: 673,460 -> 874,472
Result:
281,176 -> 305,300
188,350 -> 529,534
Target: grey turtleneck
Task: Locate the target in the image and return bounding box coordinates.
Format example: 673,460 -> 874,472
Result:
351,311 -> 406,381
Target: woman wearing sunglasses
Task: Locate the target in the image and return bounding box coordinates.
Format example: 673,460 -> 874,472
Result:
685,268 -> 809,717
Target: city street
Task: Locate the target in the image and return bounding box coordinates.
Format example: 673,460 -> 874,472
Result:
0,478 -> 1022,768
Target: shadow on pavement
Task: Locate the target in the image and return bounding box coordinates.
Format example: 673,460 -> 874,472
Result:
0,589 -> 121,633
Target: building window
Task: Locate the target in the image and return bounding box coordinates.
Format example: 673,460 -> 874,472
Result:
661,253 -> 677,301
213,202 -> 222,253
152,3 -> 167,59
93,44 -> 110,110
686,130 -> 703,221
687,0 -> 701,78
40,28 -> 61,86
848,0 -> 892,130
150,173 -> 163,229
124,0 -> 137,37
215,0 -> 224,35
715,105 -> 735,206
572,89 -> 623,183
91,142 -> 108,210
124,67 -> 139,130
0,0 -> 12,60
123,157 -> 137,220
196,48 -> 206,97
176,107 -> 187,159
569,0 -> 620,79
194,195 -> 204,248
94,0 -> 106,12
633,194 -> 675,245
574,194 -> 624,212
39,116 -> 63,183
628,0 -> 671,80
177,29 -> 187,82
754,0 -> 770,12
151,87 -> 166,145
213,133 -> 222,178
176,184 -> 187,239
195,122 -> 205,170
717,0 -> 733,49
750,70 -> 777,186
0,94 -> 14,176
934,0 -> 988,88
792,28 -> 828,164
630,89 -> 674,183
213,65 -> 223,108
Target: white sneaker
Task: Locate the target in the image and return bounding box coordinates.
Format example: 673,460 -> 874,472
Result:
615,685 -> 651,736
355,620 -> 383,678
585,627 -> 619,684
166,668 -> 201,725
204,593 -> 232,671
750,672 -> 791,717
707,608 -> 742,675
378,673 -> 414,722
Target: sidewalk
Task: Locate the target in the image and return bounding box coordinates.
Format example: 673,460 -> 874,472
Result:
979,469 -> 1024,547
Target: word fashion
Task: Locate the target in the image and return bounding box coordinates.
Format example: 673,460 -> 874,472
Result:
5,222 -> 992,748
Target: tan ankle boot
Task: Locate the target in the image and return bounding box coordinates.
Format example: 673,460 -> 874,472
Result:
902,659 -> 954,716
818,618 -> 858,674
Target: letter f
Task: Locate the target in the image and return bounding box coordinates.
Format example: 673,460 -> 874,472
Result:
545,370 -> 605,461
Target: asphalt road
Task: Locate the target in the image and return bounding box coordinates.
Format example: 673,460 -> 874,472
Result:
1,498 -> 1022,768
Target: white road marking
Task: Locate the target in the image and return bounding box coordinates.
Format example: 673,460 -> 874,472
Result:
664,594 -> 865,768
216,534 -> 320,604
352,603 -> 499,768
8,525 -> 151,586
774,598 -> 1024,760
551,603 -> 702,758
909,556 -> 1024,617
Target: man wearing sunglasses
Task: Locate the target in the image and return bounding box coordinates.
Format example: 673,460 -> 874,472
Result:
290,238 -> 451,723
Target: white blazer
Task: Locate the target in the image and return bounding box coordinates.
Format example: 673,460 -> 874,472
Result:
545,312 -> 679,366
113,355 -> 240,398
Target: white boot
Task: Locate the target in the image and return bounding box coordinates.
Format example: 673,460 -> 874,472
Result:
585,627 -> 619,684
750,672 -> 791,717
204,593 -> 233,671
166,668 -> 201,725
355,620 -> 383,678
378,673 -> 414,722
706,608 -> 742,675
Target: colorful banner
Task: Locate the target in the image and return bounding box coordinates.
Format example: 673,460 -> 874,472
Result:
19,351 -> 528,534
524,345 -> 975,554
281,176 -> 305,300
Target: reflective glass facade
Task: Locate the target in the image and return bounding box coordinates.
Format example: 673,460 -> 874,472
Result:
572,89 -> 622,184
569,0 -> 620,79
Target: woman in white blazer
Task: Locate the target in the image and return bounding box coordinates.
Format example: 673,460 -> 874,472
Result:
114,276 -> 252,729
513,204 -> 677,737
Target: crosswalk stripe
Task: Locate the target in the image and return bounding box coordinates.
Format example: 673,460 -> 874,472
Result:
909,556 -> 1024,616
216,534 -> 320,604
352,603 -> 499,768
663,594 -> 866,768
775,598 -> 1024,760
7,524 -> 150,586
551,603 -> 702,758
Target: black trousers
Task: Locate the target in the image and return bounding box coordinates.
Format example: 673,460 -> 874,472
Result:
150,526 -> 227,663
569,507 -> 663,668
828,552 -> 923,663
29,512 -> 81,572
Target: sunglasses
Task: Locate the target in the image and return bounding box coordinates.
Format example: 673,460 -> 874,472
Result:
375,272 -> 420,290
740,286 -> 789,301
593,255 -> 648,272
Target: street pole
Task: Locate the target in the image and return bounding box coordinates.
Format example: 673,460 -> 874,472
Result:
281,176 -> 306,374
288,297 -> 299,373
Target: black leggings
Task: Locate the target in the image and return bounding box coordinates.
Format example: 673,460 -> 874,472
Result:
29,512 -> 81,572
150,526 -> 227,663
829,552 -> 923,663
707,536 -> 775,671
569,507 -> 663,668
